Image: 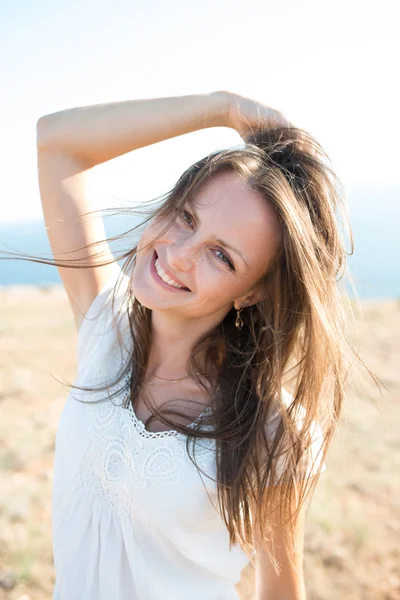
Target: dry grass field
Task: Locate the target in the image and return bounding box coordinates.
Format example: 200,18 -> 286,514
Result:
0,285 -> 399,599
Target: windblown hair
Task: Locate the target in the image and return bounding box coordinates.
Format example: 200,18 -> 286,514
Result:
2,124 -> 376,574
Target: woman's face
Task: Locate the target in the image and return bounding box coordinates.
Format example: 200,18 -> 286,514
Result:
131,170 -> 281,321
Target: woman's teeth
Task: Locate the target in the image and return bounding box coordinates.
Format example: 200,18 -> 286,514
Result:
154,257 -> 187,290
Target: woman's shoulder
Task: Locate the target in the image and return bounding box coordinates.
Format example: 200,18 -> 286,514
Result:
77,265 -> 131,367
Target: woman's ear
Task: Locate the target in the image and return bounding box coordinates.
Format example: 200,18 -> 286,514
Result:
234,278 -> 270,310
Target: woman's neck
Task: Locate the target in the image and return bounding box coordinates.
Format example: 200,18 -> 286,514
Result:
147,310 -> 213,378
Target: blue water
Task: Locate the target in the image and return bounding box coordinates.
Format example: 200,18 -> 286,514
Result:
0,186 -> 398,299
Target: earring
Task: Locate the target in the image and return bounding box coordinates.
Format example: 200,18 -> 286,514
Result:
235,306 -> 244,330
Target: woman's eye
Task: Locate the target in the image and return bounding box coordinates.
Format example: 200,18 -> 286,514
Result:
180,209 -> 235,270
181,209 -> 194,228
215,249 -> 234,270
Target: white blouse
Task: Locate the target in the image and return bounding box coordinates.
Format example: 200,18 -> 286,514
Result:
51,265 -> 326,600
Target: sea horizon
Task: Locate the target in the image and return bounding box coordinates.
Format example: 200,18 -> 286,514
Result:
0,186 -> 399,300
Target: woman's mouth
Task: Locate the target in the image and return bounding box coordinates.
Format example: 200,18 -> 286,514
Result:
150,250 -> 191,292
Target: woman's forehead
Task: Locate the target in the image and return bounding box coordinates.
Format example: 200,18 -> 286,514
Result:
193,170 -> 254,204
192,172 -> 278,229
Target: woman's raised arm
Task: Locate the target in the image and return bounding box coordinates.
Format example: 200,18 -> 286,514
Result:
36,91 -> 231,169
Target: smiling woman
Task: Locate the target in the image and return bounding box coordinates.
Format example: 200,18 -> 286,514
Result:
0,91 -> 375,600
131,168 -> 282,332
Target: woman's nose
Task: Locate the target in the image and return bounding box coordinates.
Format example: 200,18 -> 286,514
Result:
166,244 -> 196,272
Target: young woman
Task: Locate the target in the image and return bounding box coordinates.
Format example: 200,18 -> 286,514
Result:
32,91 -> 357,599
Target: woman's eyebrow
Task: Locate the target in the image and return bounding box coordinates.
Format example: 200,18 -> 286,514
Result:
189,204 -> 249,267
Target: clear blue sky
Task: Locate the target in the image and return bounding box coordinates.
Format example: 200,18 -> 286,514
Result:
0,0 -> 398,223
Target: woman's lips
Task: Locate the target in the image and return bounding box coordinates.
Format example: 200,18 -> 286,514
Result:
150,250 -> 191,292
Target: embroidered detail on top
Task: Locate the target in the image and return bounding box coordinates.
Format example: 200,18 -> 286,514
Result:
125,377 -> 213,439
77,353 -> 216,521
78,397 -> 216,521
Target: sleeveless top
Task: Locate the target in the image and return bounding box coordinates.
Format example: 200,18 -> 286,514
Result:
51,265 -> 326,600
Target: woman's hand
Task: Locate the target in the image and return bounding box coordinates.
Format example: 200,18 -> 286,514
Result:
219,90 -> 293,138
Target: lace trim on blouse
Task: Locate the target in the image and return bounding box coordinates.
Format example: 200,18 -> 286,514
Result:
77,365 -> 216,521
124,374 -> 213,439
